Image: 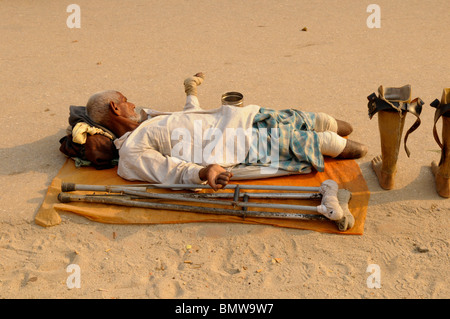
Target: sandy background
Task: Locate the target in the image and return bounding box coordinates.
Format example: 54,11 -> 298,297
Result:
0,0 -> 448,299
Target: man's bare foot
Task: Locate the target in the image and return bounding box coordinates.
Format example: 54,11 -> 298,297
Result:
336,140 -> 368,159
431,161 -> 450,198
371,155 -> 395,190
336,120 -> 353,137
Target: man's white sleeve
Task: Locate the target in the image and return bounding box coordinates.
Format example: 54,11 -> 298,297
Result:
117,147 -> 205,185
183,95 -> 202,111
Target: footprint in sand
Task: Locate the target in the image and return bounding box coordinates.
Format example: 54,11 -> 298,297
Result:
150,278 -> 184,298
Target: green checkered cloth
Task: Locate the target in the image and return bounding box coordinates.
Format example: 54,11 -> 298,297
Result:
245,108 -> 324,173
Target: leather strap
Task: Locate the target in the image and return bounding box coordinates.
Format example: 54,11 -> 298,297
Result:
430,99 -> 450,149
367,93 -> 424,157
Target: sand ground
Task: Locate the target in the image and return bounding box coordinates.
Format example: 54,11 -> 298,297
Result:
0,0 -> 448,299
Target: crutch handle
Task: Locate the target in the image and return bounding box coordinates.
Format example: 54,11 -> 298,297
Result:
58,192 -> 72,203
61,182 -> 76,192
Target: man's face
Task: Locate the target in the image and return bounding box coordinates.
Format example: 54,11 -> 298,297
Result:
116,93 -> 142,123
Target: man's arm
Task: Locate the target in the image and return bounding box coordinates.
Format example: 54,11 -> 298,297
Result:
118,146 -> 204,185
118,147 -> 232,190
183,72 -> 204,111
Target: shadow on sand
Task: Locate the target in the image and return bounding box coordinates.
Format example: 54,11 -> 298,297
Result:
359,161 -> 445,206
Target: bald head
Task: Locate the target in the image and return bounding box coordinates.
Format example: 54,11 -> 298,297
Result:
86,90 -> 123,126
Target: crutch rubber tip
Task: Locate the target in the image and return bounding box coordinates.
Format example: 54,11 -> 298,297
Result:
58,192 -> 71,203
61,182 -> 76,192
335,214 -> 355,232
336,189 -> 354,231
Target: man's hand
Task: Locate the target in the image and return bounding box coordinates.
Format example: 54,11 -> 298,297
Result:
194,72 -> 205,79
184,72 -> 205,96
199,164 -> 233,191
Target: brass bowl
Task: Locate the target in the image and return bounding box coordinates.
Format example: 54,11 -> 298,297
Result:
221,92 -> 244,107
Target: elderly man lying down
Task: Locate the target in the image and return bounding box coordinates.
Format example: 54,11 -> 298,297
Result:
80,73 -> 367,190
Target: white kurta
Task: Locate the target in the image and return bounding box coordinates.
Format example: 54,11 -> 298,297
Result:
114,96 -> 261,184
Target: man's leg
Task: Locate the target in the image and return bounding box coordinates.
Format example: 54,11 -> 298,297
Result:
317,131 -> 367,159
314,113 -> 366,159
336,119 -> 353,137
314,112 -> 353,136
337,139 -> 368,159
